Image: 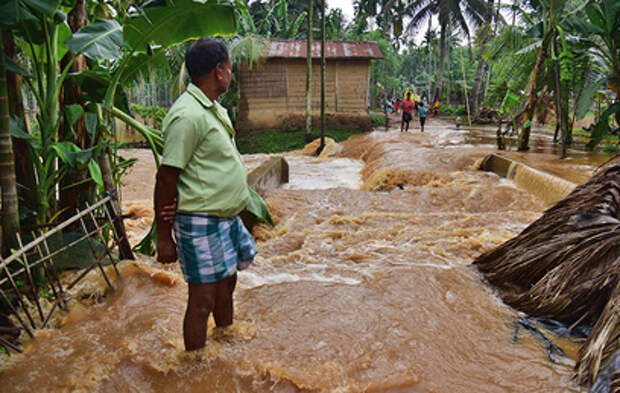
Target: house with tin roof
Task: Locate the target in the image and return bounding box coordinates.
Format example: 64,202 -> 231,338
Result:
236,39 -> 384,133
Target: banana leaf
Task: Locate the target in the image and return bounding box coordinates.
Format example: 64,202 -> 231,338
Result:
245,186 -> 274,227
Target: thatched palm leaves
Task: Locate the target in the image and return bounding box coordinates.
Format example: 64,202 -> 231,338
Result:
474,164 -> 620,388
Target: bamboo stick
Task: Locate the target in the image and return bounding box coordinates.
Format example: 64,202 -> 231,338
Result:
31,232 -> 60,303
0,257 -> 36,330
15,233 -> 44,324
0,335 -> 22,353
0,196 -> 112,269
78,209 -> 114,291
0,225 -> 106,287
0,286 -> 33,338
38,230 -> 66,309
87,203 -> 120,278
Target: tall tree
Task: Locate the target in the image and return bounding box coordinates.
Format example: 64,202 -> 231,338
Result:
407,0 -> 490,103
59,0 -> 91,220
470,0 -> 497,115
0,33 -> 20,255
515,0 -> 587,151
3,30 -> 36,226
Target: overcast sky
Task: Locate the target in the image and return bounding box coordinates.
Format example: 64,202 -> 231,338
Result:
326,0 -> 355,21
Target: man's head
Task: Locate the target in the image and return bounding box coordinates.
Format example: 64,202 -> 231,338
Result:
185,37 -> 232,95
406,92 -> 411,100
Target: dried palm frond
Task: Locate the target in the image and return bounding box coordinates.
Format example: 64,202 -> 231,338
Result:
473,164 -> 620,387
576,282 -> 619,386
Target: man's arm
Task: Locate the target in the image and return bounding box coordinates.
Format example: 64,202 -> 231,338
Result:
155,165 -> 181,263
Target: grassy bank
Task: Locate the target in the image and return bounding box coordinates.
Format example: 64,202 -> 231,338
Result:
237,127 -> 372,154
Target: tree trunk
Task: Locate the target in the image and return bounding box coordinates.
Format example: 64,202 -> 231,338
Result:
433,24 -> 447,104
426,18 -> 432,100
59,0 -> 93,220
552,32 -> 567,158
471,48 -> 486,116
305,0 -> 313,139
471,0 -> 495,116
3,30 -> 37,224
0,33 -> 20,256
518,31 -> 551,151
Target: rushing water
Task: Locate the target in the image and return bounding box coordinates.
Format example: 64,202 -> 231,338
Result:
2,117 -> 606,392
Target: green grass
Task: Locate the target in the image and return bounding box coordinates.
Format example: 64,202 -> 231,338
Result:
237,128 -> 369,154
369,113 -> 387,127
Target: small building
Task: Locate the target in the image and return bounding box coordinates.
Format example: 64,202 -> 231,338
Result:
236,39 -> 384,133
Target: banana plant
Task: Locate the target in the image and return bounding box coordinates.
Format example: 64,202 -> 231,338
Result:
0,0 -> 237,229
1,0 -> 123,225
243,0 -> 307,39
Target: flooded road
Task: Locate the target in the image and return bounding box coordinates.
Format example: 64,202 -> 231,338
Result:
1,118 -> 605,392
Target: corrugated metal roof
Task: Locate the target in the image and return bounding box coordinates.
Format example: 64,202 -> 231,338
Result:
266,39 -> 384,59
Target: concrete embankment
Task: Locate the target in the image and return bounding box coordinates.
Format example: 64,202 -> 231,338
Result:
480,153 -> 578,206
247,156 -> 289,196
241,156 -> 289,229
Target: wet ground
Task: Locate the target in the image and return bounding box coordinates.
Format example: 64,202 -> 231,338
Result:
1,115 -> 610,392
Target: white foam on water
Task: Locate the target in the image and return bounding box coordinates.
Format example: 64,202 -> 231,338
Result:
239,271 -> 361,288
281,156 -> 364,190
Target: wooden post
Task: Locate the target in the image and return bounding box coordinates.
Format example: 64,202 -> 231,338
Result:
97,153 -> 134,260
318,0 -> 326,155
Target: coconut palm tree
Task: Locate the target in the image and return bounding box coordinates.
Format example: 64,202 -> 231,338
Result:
470,0 -> 500,116
406,0 -> 491,104
0,33 -> 20,255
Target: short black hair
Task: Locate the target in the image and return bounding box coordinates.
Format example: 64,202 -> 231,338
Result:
185,37 -> 229,80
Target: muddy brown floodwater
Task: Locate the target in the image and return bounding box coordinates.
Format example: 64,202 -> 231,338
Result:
2,117 -> 608,392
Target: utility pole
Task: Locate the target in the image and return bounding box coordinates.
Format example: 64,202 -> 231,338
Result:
318,0 -> 326,155
305,0 -> 313,141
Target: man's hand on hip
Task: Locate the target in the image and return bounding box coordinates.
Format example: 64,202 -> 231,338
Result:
157,238 -> 178,263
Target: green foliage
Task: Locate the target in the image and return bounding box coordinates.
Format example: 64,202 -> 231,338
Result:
370,113 -> 387,126
587,102 -> 620,150
1,0 -> 238,232
131,104 -> 167,129
123,0 -> 237,53
603,143 -> 620,154
237,0 -> 307,39
65,18 -> 123,61
440,104 -> 466,115
236,128 -> 368,154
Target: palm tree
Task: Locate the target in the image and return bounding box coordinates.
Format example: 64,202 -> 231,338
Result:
0,33 -> 20,255
407,0 -> 491,104
514,0 -> 587,151
470,0 -> 499,116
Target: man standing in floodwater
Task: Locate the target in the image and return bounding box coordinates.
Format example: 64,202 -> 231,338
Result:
400,92 -> 415,132
154,37 -> 257,351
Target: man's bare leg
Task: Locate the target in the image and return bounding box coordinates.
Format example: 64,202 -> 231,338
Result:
184,282 -> 217,351
213,273 -> 237,327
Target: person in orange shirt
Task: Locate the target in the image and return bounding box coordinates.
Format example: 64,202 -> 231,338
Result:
400,92 -> 415,132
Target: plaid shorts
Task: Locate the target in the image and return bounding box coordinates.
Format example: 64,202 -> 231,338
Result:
173,213 -> 258,284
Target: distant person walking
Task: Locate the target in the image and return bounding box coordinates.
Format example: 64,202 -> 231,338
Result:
155,37 -> 258,351
418,102 -> 427,132
400,92 -> 415,132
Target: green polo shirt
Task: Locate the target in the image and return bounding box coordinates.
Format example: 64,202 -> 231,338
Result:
161,83 -> 249,217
